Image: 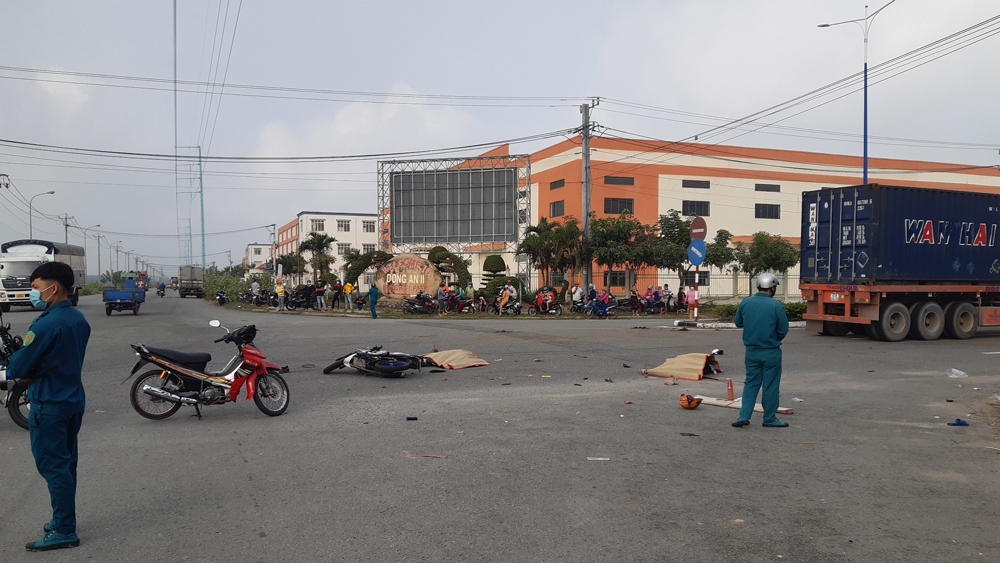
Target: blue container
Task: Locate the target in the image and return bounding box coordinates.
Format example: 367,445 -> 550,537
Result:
801,185 -> 1000,284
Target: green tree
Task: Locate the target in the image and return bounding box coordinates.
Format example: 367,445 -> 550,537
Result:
343,248 -> 394,284
428,247 -> 472,288
655,210 -> 735,284
551,217 -> 586,279
732,231 -> 799,290
590,212 -> 660,275
100,270 -> 125,288
517,217 -> 559,286
275,253 -> 305,278
298,232 -> 337,282
482,255 -> 507,274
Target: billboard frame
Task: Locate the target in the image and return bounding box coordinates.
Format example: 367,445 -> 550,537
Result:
377,155 -> 531,283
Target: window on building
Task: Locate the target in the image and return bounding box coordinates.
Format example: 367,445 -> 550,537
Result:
603,270 -> 626,287
550,179 -> 565,190
362,243 -> 376,254
364,273 -> 375,285
682,200 -> 711,217
309,219 -> 323,232
755,183 -> 780,192
253,248 -> 261,256
549,200 -> 564,217
604,198 -> 634,214
337,220 -> 350,232
604,176 -> 634,186
337,243 -> 351,255
755,204 -> 781,219
682,179 -> 710,189
363,220 -> 376,233
682,270 -> 710,288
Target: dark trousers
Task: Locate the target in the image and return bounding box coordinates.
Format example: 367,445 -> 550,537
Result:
370,299 -> 378,319
29,408 -> 84,535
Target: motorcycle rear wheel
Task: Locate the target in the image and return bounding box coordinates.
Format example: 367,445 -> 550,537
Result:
373,359 -> 410,377
6,382 -> 29,430
130,370 -> 183,420
254,372 -> 289,416
323,360 -> 345,374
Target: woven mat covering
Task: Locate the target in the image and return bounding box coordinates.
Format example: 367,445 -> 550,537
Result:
643,353 -> 722,381
422,349 -> 490,370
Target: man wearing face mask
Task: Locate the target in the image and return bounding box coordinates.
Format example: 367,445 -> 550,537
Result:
8,262 -> 91,551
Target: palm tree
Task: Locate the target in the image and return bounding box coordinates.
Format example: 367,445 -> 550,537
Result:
298,232 -> 337,282
551,218 -> 584,282
517,217 -> 558,287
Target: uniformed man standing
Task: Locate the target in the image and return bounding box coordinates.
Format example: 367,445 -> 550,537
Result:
732,273 -> 789,428
9,262 -> 91,551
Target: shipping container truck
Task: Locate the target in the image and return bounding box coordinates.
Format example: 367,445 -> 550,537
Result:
0,240 -> 86,312
799,184 -> 1000,342
178,265 -> 205,298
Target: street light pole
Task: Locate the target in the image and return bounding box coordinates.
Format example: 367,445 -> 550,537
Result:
28,191 -> 55,238
81,224 -> 100,278
819,0 -> 896,186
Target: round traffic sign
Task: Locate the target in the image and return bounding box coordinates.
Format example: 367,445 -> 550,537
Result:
687,238 -> 707,267
689,216 -> 708,240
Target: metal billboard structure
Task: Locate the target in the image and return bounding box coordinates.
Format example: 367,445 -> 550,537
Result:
377,155 -> 531,282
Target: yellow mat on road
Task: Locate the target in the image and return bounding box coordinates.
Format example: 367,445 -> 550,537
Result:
422,349 -> 490,370
641,352 -> 723,381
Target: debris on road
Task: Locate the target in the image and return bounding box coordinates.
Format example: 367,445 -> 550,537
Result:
623,363 -> 631,368
405,453 -> 447,459
679,432 -> 699,437
502,382 -> 511,386
793,397 -> 805,402
406,416 -> 418,421
624,401 -> 633,405
301,363 -> 315,368
947,368 -> 968,378
587,457 -> 611,461
534,359 -> 543,362
663,377 -> 678,386
605,378 -> 614,383
946,399 -> 954,402
574,383 -> 582,386
947,418 -> 970,426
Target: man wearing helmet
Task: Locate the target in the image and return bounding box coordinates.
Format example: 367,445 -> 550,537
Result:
732,273 -> 790,428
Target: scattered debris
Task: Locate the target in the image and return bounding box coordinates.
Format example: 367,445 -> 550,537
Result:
623,363 -> 631,368
605,378 -> 614,383
934,416 -> 941,419
406,416 -> 418,421
693,395 -> 794,415
457,430 -> 464,434
946,399 -> 954,402
947,418 -> 970,426
541,375 -> 552,378
527,374 -> 533,377
631,326 -> 648,329
619,414 -> 625,418
801,442 -> 815,445
730,519 -> 745,524
501,382 -> 511,386
985,446 -> 1000,452
534,359 -> 543,362
587,457 -> 611,461
573,354 -> 588,358
663,378 -> 678,386
405,453 -> 447,459
574,383 -> 582,386
624,401 -> 633,405
947,368 -> 968,379
679,432 -> 699,437
429,369 -> 446,373
792,397 -> 804,402
867,370 -> 875,373
301,363 -> 315,368
495,330 -> 509,333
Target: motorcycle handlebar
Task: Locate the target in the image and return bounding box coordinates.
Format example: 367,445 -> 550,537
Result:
214,336 -> 227,343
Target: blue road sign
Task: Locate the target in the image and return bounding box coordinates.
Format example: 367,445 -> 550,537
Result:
687,238 -> 707,266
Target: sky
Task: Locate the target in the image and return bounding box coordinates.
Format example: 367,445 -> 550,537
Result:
1,0 -> 997,277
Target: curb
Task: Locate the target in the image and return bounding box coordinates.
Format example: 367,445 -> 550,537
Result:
672,320 -> 807,329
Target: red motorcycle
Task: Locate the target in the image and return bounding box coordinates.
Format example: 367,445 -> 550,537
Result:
444,294 -> 477,314
126,320 -> 289,420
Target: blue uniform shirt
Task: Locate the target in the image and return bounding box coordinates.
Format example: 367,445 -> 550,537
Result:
733,291 -> 789,350
8,300 -> 90,414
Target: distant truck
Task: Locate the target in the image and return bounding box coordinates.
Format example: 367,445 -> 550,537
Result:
0,239 -> 86,312
799,184 -> 1000,342
178,265 -> 205,298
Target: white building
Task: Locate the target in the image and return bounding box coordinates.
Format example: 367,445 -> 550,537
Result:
243,242 -> 274,270
277,211 -> 380,285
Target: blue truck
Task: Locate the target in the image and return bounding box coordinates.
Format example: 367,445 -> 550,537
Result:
103,276 -> 146,316
800,184 -> 1000,342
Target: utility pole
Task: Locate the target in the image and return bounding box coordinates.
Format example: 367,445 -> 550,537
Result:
62,215 -> 70,244
580,99 -> 598,288
197,146 -> 206,271
95,234 -> 101,279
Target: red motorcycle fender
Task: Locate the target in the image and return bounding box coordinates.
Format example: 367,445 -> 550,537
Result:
261,359 -> 281,372
229,375 -> 253,402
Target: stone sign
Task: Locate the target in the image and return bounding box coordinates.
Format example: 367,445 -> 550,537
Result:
374,254 -> 443,298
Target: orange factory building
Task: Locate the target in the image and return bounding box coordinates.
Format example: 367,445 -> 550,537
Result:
523,137 -> 1000,297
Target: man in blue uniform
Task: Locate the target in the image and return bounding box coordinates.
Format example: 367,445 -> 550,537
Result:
8,262 -> 91,551
732,273 -> 789,428
368,284 -> 380,319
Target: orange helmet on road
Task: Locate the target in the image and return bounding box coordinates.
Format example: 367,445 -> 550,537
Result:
679,394 -> 702,410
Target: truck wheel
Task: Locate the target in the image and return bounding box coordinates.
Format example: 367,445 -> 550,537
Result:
821,321 -> 851,337
944,301 -> 977,340
864,323 -> 884,341
878,301 -> 910,342
0,303 -> 8,313
70,293 -> 79,307
105,305 -> 112,316
909,302 -> 944,340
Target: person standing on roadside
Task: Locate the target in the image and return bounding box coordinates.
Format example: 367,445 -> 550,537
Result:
368,284 -> 380,319
275,279 -> 286,311
732,273 -> 789,428
314,281 -> 327,310
436,283 -> 448,315
343,281 -> 355,310
251,280 -> 260,296
8,263 -> 90,552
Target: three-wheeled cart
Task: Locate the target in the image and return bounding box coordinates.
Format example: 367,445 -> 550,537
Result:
103,279 -> 146,316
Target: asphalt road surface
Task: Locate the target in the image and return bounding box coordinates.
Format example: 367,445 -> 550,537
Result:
1,293 -> 999,562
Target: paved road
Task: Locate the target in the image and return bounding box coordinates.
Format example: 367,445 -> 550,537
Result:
1,293 -> 998,562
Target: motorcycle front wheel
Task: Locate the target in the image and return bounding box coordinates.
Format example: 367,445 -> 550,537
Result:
254,372 -> 289,416
6,382 -> 29,430
323,359 -> 345,374
130,370 -> 183,420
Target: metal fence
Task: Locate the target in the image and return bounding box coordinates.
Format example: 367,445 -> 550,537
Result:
521,269 -> 802,304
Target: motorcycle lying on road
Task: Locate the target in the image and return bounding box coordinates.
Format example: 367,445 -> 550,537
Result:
323,345 -> 431,377
125,321 -> 289,420
0,310 -> 27,429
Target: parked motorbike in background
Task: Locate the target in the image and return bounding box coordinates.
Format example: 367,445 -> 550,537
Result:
584,296 -> 619,319
323,345 -> 431,377
0,310 -> 27,429
126,321 -> 289,420
216,290 -> 229,306
488,292 -> 522,315
402,291 -> 436,314
527,301 -> 563,315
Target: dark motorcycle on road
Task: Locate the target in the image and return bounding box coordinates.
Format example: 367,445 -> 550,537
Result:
323,345 -> 431,377
125,321 -> 289,420
584,297 -> 619,319
284,289 -> 316,311
216,290 -> 229,306
402,291 -> 436,314
156,287 -> 166,298
0,310 -> 27,429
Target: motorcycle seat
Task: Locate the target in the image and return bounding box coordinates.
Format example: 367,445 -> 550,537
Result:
146,347 -> 212,368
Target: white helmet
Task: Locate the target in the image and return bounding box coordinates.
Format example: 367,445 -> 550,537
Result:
757,273 -> 779,290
